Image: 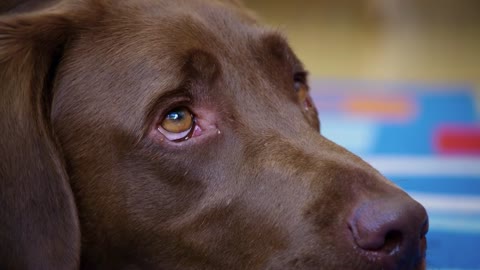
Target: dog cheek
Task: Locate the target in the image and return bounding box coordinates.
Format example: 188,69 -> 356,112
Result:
173,203 -> 290,268
300,94 -> 320,132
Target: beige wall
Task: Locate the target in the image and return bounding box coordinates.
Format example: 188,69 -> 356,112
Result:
244,0 -> 480,91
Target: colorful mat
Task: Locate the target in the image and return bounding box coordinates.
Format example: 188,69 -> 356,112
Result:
311,81 -> 480,269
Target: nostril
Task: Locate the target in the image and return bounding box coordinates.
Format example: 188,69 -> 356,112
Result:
383,230 -> 403,254
348,216 -> 404,253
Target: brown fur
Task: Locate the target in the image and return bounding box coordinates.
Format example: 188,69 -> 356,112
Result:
0,1 -> 428,269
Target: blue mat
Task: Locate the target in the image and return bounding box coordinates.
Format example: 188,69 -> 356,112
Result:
311,81 -> 480,270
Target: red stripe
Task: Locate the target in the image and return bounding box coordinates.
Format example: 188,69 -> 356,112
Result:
435,125 -> 480,155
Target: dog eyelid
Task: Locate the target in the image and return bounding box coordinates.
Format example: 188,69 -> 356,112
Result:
293,71 -> 308,86
158,127 -> 193,141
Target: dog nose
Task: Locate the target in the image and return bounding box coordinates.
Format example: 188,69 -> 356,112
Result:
348,195 -> 429,257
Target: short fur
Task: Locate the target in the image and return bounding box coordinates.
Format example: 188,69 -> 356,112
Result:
0,1 -> 428,269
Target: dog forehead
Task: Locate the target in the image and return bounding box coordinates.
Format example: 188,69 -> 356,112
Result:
68,0 -> 262,70
103,0 -> 256,33
59,0 -> 273,93
114,0 -> 255,21
53,0 -> 266,129
130,0 -> 257,48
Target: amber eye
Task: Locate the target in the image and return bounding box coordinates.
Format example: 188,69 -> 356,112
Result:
294,73 -> 315,111
295,81 -> 309,102
294,72 -> 308,96
158,107 -> 195,141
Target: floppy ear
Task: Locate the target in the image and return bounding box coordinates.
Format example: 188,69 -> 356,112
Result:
0,6 -> 81,270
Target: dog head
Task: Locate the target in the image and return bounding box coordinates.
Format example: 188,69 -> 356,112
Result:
0,0 -> 428,269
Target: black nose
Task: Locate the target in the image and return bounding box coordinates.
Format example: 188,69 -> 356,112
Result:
348,195 -> 429,264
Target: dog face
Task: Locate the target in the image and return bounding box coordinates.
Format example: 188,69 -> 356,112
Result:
0,0 -> 428,269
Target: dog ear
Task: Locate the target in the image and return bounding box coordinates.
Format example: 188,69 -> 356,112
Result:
0,5 -> 82,270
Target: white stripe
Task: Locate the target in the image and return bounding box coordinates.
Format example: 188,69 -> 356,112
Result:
364,156 -> 480,177
428,216 -> 480,234
409,192 -> 480,214
430,268 -> 480,270
409,193 -> 480,233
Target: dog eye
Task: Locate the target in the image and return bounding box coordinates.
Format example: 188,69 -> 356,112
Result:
158,107 -> 195,141
296,82 -> 314,109
294,72 -> 308,94
294,73 -> 314,110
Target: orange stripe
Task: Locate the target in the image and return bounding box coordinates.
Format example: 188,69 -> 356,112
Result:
342,96 -> 416,120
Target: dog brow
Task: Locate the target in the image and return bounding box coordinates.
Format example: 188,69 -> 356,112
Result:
260,31 -> 305,71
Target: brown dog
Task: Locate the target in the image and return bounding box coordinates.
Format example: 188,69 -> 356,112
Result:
0,0 -> 428,269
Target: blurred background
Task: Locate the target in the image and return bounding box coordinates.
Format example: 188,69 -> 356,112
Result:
244,1 -> 480,269
244,0 -> 480,88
